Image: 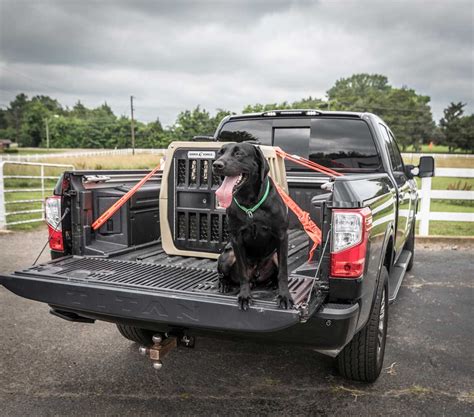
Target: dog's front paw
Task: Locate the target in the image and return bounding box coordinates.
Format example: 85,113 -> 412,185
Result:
218,275 -> 231,294
237,289 -> 252,311
277,291 -> 294,309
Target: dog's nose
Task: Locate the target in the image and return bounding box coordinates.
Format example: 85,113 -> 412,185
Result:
213,160 -> 224,171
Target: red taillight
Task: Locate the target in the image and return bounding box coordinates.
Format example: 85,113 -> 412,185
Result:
45,196 -> 64,251
330,207 -> 372,278
47,225 -> 64,251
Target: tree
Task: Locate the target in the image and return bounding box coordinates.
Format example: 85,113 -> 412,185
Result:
439,102 -> 464,144
92,102 -> 115,119
0,82 -> 460,153
327,74 -> 435,151
381,88 -> 435,151
327,74 -> 390,105
458,115 -> 474,152
243,101 -> 292,113
31,95 -> 63,114
6,93 -> 29,143
296,96 -> 329,110
439,102 -> 472,152
71,101 -> 89,119
169,106 -> 231,142
0,108 -> 8,130
242,97 -> 327,114
0,109 -> 15,144
136,117 -> 169,148
213,109 -> 233,128
21,101 -> 52,147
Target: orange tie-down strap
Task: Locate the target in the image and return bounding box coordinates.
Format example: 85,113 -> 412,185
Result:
273,147 -> 344,261
91,164 -> 162,230
273,181 -> 322,262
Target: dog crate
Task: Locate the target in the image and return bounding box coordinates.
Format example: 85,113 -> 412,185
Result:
159,142 -> 288,259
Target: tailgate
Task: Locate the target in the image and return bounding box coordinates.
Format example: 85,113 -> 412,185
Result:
0,255 -> 325,332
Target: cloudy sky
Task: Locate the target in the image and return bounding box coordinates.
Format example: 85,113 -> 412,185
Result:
0,0 -> 472,126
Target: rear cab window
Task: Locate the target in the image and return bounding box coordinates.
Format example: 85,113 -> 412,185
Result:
218,117 -> 382,172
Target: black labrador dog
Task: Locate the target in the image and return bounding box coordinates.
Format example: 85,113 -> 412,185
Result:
212,142 -> 293,310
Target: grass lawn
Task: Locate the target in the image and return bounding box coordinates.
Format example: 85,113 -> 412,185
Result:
416,220 -> 473,237
2,148 -> 71,156
403,144 -> 472,153
5,189 -> 49,231
403,154 -> 474,168
41,153 -> 163,170
430,199 -> 474,213
415,177 -> 474,190
12,147 -> 88,155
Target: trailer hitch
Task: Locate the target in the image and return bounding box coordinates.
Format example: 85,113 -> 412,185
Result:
138,333 -> 195,370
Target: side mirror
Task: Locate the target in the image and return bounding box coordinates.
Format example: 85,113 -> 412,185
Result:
418,156 -> 435,178
405,164 -> 415,179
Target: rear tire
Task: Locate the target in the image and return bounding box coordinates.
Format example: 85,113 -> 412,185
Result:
405,222 -> 415,271
336,268 -> 389,383
116,324 -> 154,346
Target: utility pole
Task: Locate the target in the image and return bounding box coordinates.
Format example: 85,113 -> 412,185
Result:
44,115 -> 58,148
45,118 -> 50,148
130,95 -> 135,155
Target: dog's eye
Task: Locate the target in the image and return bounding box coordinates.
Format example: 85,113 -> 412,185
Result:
234,150 -> 244,158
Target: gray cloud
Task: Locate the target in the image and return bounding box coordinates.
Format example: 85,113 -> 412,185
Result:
0,0 -> 472,126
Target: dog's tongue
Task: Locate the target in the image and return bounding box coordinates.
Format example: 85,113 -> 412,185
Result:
216,175 -> 240,208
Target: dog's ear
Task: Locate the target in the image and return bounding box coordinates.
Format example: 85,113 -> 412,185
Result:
254,145 -> 269,183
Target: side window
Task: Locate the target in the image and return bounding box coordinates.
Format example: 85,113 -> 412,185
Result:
309,119 -> 381,170
388,131 -> 404,172
380,124 -> 403,172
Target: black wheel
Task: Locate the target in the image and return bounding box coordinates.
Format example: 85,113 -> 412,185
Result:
116,324 -> 154,346
336,268 -> 389,383
405,221 -> 415,271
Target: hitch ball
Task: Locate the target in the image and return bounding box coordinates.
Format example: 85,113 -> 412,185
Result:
138,346 -> 148,356
152,360 -> 163,370
152,334 -> 163,344
181,335 -> 195,347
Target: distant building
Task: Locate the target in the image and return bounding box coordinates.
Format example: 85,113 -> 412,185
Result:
0,139 -> 12,150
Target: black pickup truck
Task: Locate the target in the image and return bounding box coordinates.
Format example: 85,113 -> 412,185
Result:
1,110 -> 434,382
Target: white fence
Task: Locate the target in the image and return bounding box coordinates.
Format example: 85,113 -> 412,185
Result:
0,148 -> 165,162
418,168 -> 474,236
0,161 -> 75,229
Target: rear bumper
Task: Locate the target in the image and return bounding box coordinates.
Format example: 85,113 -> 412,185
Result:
304,303 -> 359,354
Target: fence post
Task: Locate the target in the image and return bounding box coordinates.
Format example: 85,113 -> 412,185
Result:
0,162 -> 6,230
40,164 -> 45,220
419,176 -> 432,236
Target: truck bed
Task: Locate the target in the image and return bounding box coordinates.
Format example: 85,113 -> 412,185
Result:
1,230 -> 327,333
